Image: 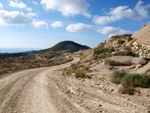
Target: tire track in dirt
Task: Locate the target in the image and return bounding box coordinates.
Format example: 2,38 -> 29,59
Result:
0,58 -> 81,113
44,67 -> 150,113
0,58 -> 149,113
0,68 -> 49,113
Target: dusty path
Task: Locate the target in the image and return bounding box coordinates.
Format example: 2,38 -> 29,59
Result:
0,58 -> 149,113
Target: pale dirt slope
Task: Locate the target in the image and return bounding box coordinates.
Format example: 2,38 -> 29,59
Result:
132,23 -> 150,45
0,58 -> 149,113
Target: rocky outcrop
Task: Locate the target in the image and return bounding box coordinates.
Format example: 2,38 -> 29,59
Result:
131,23 -> 150,59
131,41 -> 150,59
109,34 -> 132,42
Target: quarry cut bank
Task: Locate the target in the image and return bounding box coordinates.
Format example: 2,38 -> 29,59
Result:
0,58 -> 149,113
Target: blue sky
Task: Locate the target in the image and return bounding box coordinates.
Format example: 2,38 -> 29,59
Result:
0,0 -> 150,53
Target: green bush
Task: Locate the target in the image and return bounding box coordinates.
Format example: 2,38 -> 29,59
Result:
94,47 -> 116,56
112,72 -> 150,94
79,65 -> 84,68
109,60 -> 131,66
124,46 -> 131,51
63,63 -> 91,79
117,39 -> 125,45
94,48 -> 109,55
66,58 -> 73,62
111,71 -> 127,84
109,47 -> 116,52
75,70 -> 82,78
127,36 -> 132,42
113,51 -> 139,57
85,66 -> 90,71
122,73 -> 150,88
119,87 -> 134,95
75,71 -> 91,79
71,63 -> 78,70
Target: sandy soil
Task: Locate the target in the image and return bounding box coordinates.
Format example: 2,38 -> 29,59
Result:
0,58 -> 150,113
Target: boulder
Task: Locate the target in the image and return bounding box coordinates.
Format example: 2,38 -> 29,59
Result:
133,42 -> 138,47
135,64 -> 142,69
134,62 -> 150,74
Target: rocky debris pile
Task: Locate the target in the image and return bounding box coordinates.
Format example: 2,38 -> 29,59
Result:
131,41 -> 150,59
130,23 -> 150,59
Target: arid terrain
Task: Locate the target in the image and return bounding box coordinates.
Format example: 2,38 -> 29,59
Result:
1,24 -> 150,113
0,58 -> 150,113
1,0 -> 150,112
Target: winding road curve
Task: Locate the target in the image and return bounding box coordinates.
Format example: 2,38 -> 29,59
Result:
0,58 -> 149,113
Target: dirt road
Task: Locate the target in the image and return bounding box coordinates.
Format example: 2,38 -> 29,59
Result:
0,58 -> 149,113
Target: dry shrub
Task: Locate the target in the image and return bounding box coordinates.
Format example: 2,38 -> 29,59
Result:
112,72 -> 150,95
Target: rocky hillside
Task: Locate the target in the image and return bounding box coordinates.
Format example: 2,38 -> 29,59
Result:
74,34 -> 133,62
131,23 -> 150,59
70,23 -> 150,97
75,22 -> 150,62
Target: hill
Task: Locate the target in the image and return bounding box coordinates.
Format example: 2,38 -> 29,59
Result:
132,23 -> 150,45
0,51 -> 36,57
37,41 -> 90,53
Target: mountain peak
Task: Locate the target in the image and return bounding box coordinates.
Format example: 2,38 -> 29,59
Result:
38,41 -> 90,53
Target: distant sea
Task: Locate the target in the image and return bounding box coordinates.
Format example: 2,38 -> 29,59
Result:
0,48 -> 40,53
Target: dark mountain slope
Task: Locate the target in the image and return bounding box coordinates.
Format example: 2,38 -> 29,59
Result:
38,41 -> 90,53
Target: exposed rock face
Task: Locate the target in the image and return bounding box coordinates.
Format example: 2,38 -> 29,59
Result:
109,34 -> 132,42
130,23 -> 150,59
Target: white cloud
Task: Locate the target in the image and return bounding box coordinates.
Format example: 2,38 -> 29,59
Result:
109,34 -> 115,38
93,0 -> 150,25
135,0 -> 150,19
97,26 -> 132,35
41,0 -> 91,18
9,0 -> 27,9
97,26 -> 119,34
33,21 -> 48,28
109,6 -> 135,20
0,2 -> 3,9
0,10 -> 47,28
117,29 -> 132,34
0,10 -> 33,26
93,6 -> 135,25
51,21 -> 63,28
26,7 -> 32,12
32,1 -> 39,5
66,23 -> 91,32
27,12 -> 37,17
93,15 -> 115,25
